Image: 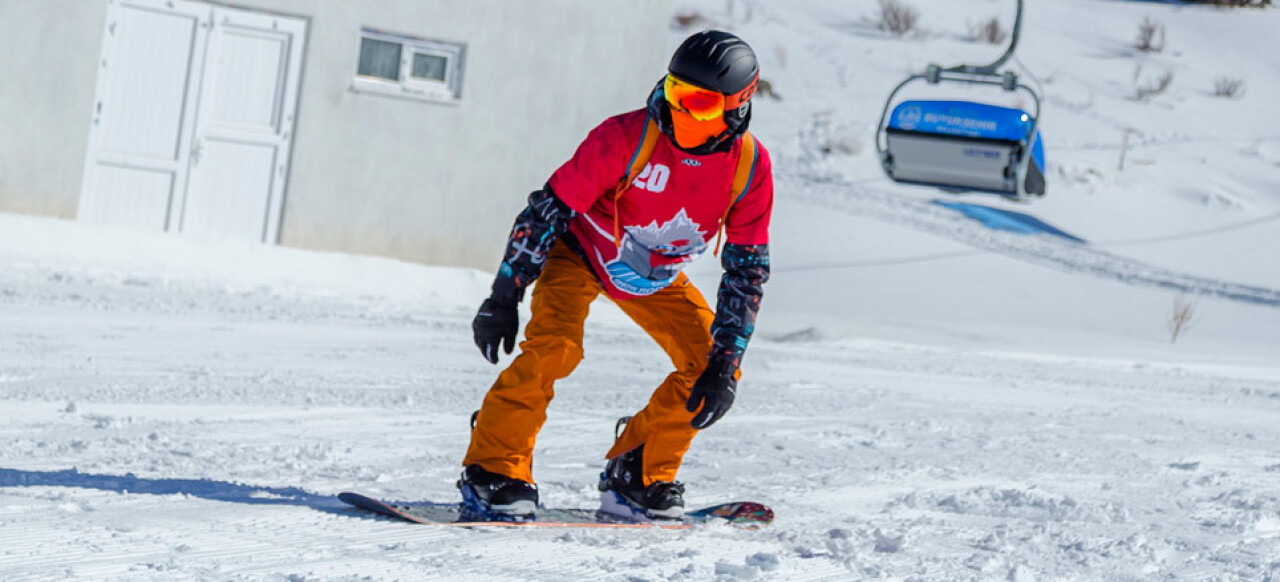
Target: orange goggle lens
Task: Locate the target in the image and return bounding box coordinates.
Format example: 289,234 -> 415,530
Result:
664,75 -> 725,121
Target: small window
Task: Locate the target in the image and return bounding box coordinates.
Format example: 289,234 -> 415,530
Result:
412,53 -> 448,82
353,28 -> 465,104
357,38 -> 403,81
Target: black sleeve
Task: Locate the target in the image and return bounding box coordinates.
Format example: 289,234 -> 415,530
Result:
490,185 -> 574,304
709,243 -> 770,369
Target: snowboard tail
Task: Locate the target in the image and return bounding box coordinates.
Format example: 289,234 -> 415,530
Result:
338,491 -> 773,529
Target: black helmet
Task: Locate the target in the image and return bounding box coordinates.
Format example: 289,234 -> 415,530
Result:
668,30 -> 760,99
657,30 -> 760,154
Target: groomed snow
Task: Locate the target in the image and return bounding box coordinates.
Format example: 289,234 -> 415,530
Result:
3,0 -> 1280,579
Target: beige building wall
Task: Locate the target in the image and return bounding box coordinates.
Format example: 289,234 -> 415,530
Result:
0,0 -> 671,269
0,0 -> 109,219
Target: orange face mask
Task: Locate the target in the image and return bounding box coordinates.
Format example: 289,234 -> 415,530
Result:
669,107 -> 729,150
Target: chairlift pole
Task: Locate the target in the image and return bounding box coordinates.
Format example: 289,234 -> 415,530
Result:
947,0 -> 1024,77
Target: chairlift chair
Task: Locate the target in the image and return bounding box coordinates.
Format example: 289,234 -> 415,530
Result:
874,0 -> 1046,200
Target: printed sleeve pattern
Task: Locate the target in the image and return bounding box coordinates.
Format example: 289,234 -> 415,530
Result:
709,243 -> 770,370
491,186 -> 574,303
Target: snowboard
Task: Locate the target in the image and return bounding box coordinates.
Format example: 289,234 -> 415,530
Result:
338,491 -> 773,530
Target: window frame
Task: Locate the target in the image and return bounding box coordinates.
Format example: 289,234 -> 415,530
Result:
351,28 -> 465,104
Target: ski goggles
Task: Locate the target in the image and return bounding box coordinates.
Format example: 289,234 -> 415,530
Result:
664,74 -> 759,121
664,75 -> 726,121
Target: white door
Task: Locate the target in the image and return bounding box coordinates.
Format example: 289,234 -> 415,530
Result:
80,0 -> 306,244
79,0 -> 210,231
180,8 -> 306,243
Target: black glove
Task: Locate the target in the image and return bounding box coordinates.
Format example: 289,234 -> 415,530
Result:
472,297 -> 518,364
686,359 -> 737,429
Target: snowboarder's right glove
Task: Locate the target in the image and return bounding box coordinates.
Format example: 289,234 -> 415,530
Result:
472,186 -> 574,365
473,278 -> 519,364
686,359 -> 737,429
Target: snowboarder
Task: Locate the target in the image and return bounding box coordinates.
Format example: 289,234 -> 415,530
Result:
461,30 -> 773,521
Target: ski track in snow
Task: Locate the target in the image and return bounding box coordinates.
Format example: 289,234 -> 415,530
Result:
787,176 -> 1280,310
2,266 -> 1280,580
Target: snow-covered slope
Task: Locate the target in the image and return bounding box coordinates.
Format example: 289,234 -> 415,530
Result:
682,0 -> 1280,358
2,0 -> 1279,580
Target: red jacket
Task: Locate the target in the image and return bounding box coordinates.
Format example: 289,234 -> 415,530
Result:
548,109 -> 773,299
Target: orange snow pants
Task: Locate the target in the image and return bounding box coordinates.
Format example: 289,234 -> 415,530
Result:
463,244 -> 716,486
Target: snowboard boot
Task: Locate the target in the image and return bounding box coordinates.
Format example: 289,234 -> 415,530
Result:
458,464 -> 538,519
598,418 -> 686,520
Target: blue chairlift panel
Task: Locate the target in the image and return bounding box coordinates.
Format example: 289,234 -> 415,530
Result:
884,100 -> 1045,197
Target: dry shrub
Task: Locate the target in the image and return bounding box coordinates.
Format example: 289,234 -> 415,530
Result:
1213,77 -> 1246,98
1136,70 -> 1174,100
673,10 -> 707,29
1185,0 -> 1271,6
824,136 -> 863,157
1135,17 -> 1165,53
757,78 -> 780,100
878,0 -> 920,37
801,113 -> 862,161
968,17 -> 1008,45
724,0 -> 755,22
1168,294 -> 1198,344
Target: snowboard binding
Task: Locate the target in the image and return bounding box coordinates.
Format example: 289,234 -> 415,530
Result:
597,416 -> 686,521
459,411 -> 539,521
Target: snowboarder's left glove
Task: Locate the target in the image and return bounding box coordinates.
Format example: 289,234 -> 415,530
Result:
472,285 -> 518,364
686,359 -> 737,429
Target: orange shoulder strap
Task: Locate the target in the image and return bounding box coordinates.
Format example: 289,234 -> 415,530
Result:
611,117 -> 663,247
714,131 -> 758,256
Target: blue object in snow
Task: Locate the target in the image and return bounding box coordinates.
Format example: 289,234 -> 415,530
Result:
933,200 -> 1084,243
